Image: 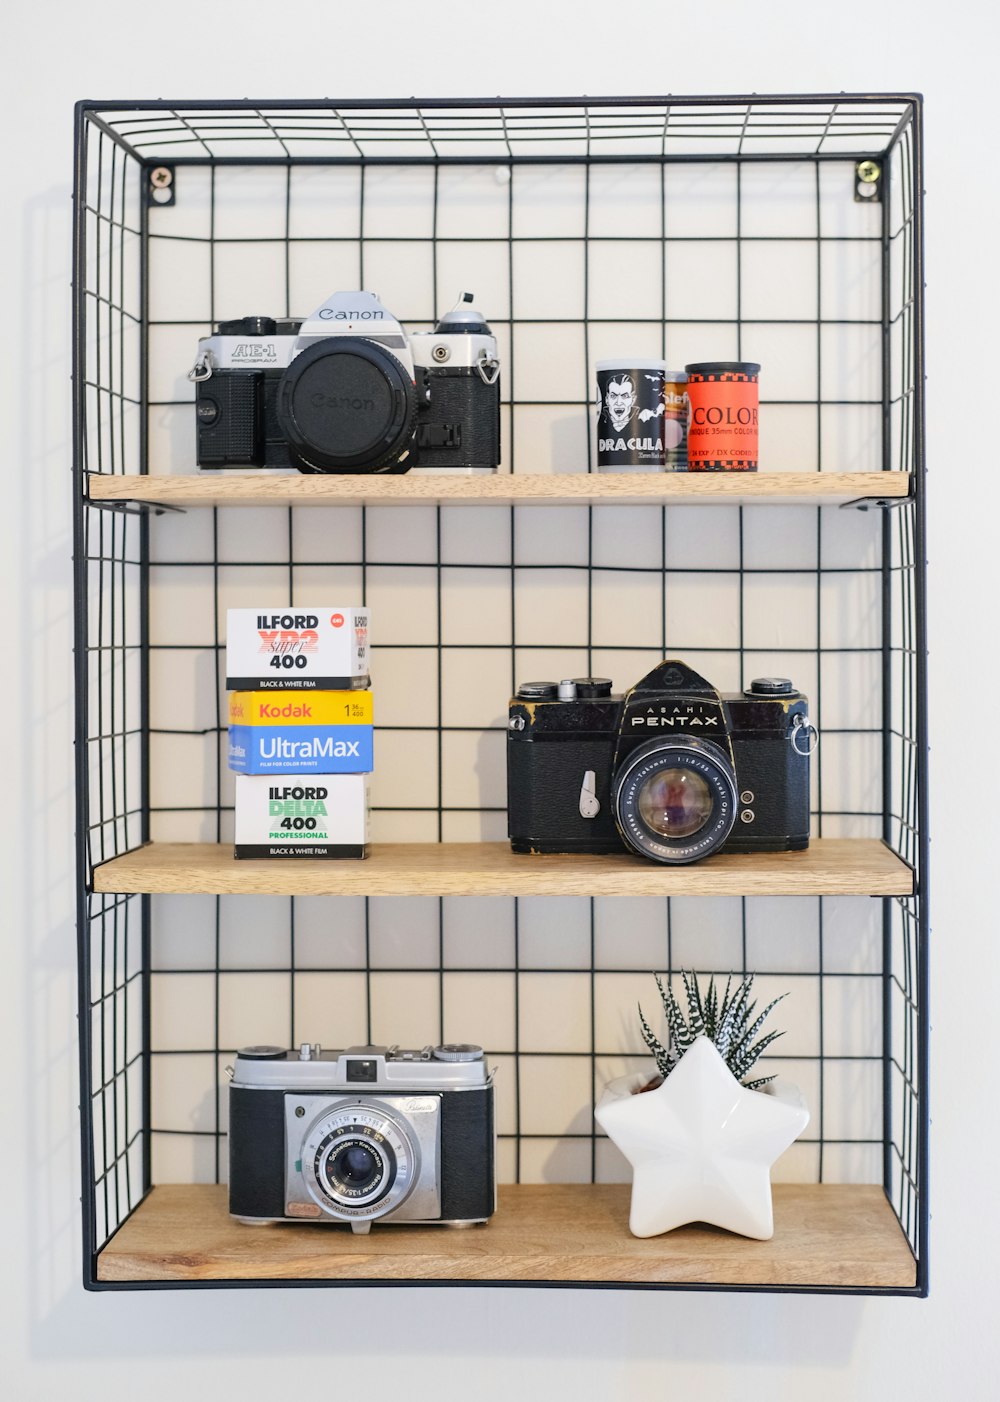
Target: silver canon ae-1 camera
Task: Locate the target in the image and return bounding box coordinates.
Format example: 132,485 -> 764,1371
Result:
192,290 -> 501,475
228,1042 -> 496,1233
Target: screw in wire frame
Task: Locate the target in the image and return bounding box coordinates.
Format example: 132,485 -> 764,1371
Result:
855,159 -> 882,202
148,165 -> 176,206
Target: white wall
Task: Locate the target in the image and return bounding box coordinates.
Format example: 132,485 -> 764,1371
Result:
2,2 -> 997,1398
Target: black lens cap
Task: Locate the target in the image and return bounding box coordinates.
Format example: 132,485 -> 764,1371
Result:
747,677 -> 796,696
237,1045 -> 287,1060
573,678 -> 613,698
517,681 -> 558,699
276,337 -> 417,473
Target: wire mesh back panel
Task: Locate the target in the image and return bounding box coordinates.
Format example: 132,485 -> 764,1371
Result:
73,98 -> 926,1290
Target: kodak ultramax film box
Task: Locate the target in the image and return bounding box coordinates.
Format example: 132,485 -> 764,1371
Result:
234,774 -> 370,860
228,691 -> 374,775
226,607 -> 369,691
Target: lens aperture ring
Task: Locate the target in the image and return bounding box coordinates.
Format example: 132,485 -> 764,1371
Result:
612,738 -> 737,864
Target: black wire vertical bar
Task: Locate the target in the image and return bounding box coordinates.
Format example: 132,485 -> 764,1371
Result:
880,125 -> 895,1205
659,148 -> 672,980
431,162 -> 444,843
501,105 -> 522,1186
909,97 -> 929,1295
112,142 -> 130,1216
358,159 -> 372,1051
282,159 -> 297,1046
582,115 -> 598,1181
138,148 -> 153,1196
814,159 -> 825,1184
206,161 -> 224,1183
72,104 -> 99,1287
95,132 -> 112,1242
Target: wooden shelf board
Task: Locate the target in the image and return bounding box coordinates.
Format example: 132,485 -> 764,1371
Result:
96,1183 -> 916,1288
87,471 -> 911,510
93,839 -> 912,898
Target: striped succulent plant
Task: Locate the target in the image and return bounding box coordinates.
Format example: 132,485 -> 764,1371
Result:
638,970 -> 786,1091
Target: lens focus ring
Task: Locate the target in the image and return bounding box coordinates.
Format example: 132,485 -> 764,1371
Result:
612,737 -> 737,864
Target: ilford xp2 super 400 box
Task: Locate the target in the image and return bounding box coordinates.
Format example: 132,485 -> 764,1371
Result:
227,691 -> 373,774
235,773 -> 369,859
226,607 -> 369,691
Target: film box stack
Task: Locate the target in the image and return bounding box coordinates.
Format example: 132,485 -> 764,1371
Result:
226,608 -> 372,859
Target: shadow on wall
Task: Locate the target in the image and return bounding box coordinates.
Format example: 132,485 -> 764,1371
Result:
19,168 -> 870,1376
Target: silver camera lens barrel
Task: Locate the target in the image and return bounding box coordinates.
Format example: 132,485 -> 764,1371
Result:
612,736 -> 738,864
302,1102 -> 419,1223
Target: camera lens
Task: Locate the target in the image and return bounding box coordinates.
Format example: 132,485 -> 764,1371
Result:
612,738 -> 737,864
302,1104 -> 419,1224
339,1143 -> 380,1188
321,1131 -> 393,1204
636,767 -> 714,839
276,337 -> 418,474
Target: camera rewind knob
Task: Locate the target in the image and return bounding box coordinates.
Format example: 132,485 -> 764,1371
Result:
432,1044 -> 484,1062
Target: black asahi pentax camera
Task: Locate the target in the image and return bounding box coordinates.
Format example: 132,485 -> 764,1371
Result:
228,1042 -> 496,1233
507,660 -> 816,865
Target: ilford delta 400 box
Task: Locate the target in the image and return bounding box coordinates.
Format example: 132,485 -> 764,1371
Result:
235,773 -> 369,859
226,607 -> 369,691
228,691 -> 373,775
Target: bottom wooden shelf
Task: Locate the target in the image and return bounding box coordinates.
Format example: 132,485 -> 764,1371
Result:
96,1183 -> 916,1289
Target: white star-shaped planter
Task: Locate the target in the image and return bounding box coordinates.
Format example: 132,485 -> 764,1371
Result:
595,1036 -> 810,1240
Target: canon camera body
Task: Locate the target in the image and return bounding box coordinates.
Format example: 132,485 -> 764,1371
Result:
192,291 -> 500,475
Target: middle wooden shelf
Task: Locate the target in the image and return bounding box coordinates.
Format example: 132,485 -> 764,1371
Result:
93,838 -> 913,898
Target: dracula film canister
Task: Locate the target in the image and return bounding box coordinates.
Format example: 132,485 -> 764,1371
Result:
596,360 -> 689,471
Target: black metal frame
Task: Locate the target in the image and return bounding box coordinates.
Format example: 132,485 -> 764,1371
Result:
72,94 -> 928,1296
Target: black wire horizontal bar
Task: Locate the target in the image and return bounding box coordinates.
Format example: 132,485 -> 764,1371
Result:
143,561 -> 886,576
145,802 -> 881,817
148,723 -> 882,739
131,149 -> 899,168
83,383 -> 141,405
147,1045 -> 883,1062
142,642 -> 887,654
90,1050 -> 145,1095
149,966 -> 884,980
149,1127 -> 885,1149
83,93 -> 919,111
91,1127 -> 145,1188
145,232 -> 883,247
145,398 -> 886,409
90,970 -> 143,1010
83,290 -> 141,323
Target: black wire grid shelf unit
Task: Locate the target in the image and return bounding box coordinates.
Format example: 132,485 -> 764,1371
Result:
72,95 -> 927,1294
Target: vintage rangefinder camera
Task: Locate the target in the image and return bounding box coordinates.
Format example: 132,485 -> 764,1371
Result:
229,1042 -> 496,1233
191,290 -> 500,475
507,660 -> 815,865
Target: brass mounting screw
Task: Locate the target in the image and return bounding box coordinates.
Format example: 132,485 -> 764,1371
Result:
857,160 -> 881,184
150,166 -> 173,189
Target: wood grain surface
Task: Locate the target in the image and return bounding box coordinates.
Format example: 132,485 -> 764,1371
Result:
96,1183 -> 917,1287
87,471 -> 912,510
92,839 -> 914,898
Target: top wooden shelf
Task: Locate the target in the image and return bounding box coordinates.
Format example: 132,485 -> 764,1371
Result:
87,471 -> 911,511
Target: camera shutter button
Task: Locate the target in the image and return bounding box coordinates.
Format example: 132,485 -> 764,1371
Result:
748,677 -> 795,696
